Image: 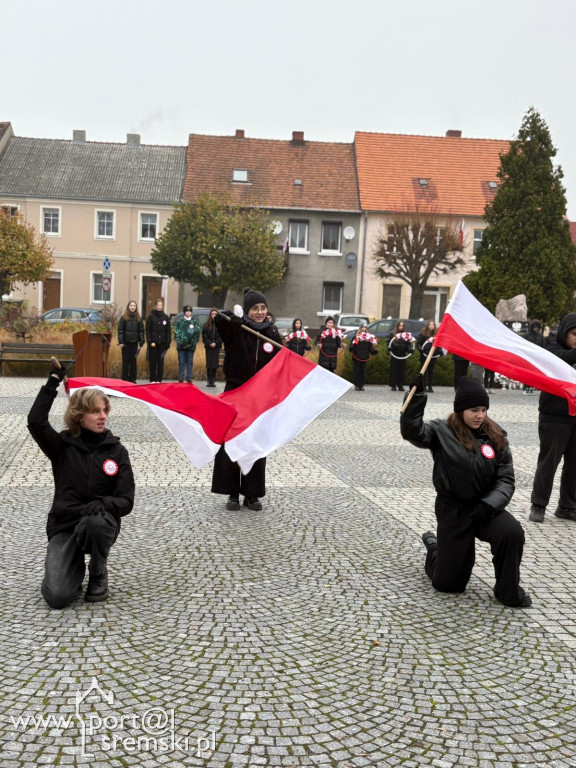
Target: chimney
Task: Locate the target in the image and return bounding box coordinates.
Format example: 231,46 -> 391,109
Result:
235,129 -> 245,139
291,131 -> 305,145
127,133 -> 141,147
446,130 -> 462,138
72,130 -> 86,143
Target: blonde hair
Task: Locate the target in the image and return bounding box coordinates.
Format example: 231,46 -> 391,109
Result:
64,389 -> 111,437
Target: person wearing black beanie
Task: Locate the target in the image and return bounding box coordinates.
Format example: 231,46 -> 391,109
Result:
211,288 -> 283,511
400,374 -> 531,608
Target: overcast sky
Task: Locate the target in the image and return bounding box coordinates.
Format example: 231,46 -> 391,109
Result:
3,0 -> 575,217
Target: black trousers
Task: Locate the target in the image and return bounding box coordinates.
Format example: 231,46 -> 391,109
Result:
42,511 -> 119,609
531,420 -> 576,510
319,354 -> 338,372
148,343 -> 169,382
211,446 -> 266,498
121,341 -> 138,383
424,496 -> 526,606
353,359 -> 367,389
389,357 -> 407,388
453,359 -> 469,389
484,369 -> 496,389
420,355 -> 438,389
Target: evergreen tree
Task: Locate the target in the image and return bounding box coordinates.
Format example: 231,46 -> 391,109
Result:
151,194 -> 285,307
465,107 -> 576,321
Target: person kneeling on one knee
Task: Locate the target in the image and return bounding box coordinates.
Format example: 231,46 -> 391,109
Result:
27,363 -> 135,608
400,374 -> 531,608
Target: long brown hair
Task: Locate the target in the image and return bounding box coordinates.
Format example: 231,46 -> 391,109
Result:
123,300 -> 141,322
447,412 -> 508,454
421,320 -> 436,338
204,307 -> 219,330
393,319 -> 406,334
64,389 -> 111,438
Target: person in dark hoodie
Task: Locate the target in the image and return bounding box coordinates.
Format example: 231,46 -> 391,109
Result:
401,375 -> 530,608
211,288 -> 283,511
27,365 -> 135,608
202,308 -> 223,387
529,313 -> 576,523
522,320 -> 545,395
117,300 -> 144,383
285,318 -> 311,356
145,299 -> 171,383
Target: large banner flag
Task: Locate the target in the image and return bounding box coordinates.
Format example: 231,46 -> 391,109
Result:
219,347 -> 352,473
66,348 -> 351,472
66,379 -> 238,467
435,281 -> 576,414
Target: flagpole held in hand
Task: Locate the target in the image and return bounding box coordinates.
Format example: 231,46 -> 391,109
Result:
400,345 -> 437,414
218,311 -> 284,350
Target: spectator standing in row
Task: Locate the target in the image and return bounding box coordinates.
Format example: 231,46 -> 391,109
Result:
388,320 -> 414,391
452,353 -> 469,390
117,300 -> 144,383
350,324 -> 378,391
174,305 -> 200,383
522,320 -> 545,395
202,308 -> 223,387
145,299 -> 171,383
416,320 -> 443,393
285,319 -> 311,356
316,317 -> 344,373
529,313 -> 576,523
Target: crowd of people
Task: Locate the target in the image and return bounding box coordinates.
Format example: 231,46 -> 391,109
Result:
27,299 -> 576,610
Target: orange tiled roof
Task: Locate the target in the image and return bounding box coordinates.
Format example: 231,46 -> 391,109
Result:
355,131 -> 510,216
183,132 -> 359,211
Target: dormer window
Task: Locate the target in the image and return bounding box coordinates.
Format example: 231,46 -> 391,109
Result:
488,181 -> 498,189
418,178 -> 429,187
233,169 -> 249,183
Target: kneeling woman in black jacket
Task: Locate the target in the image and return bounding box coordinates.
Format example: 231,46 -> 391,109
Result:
400,376 -> 530,608
27,367 -> 135,608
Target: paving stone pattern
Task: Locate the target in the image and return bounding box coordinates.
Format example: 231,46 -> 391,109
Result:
1,379 -> 576,767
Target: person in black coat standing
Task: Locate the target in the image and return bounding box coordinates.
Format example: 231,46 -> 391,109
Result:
388,320 -> 414,391
117,300 -> 144,383
416,320 -> 443,393
202,308 -> 223,387
285,318 -> 311,356
316,317 -> 344,372
350,324 -> 378,391
522,320 -> 545,395
401,375 -> 530,608
27,366 -> 135,608
145,298 -> 171,383
529,313 -> 576,523
211,288 -> 283,511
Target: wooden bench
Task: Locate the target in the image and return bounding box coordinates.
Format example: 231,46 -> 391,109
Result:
0,342 -> 75,375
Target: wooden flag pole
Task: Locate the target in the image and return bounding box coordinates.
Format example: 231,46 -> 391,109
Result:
400,344 -> 438,414
218,311 -> 284,350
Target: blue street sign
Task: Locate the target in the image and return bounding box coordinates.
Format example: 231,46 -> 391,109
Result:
102,258 -> 111,272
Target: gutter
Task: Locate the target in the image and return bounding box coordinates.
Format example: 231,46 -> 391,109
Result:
358,211 -> 368,313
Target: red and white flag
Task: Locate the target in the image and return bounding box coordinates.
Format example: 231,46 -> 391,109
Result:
219,347 -> 351,473
434,281 -> 576,414
66,379 -> 237,467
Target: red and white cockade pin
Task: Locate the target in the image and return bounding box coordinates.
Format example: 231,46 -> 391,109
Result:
262,342 -> 274,354
103,459 -> 119,476
480,444 -> 495,459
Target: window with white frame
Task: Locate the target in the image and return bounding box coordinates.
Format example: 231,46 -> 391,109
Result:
92,272 -> 112,303
140,212 -> 158,241
42,207 -> 60,235
96,210 -> 115,239
233,169 -> 249,183
322,282 -> 343,314
0,204 -> 19,217
473,229 -> 484,255
289,220 -> 309,252
321,222 -> 342,254
421,287 -> 449,323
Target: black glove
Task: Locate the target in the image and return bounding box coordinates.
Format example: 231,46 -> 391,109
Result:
410,373 -> 425,394
229,314 -> 243,326
46,361 -> 68,389
81,501 -> 106,517
470,502 -> 491,526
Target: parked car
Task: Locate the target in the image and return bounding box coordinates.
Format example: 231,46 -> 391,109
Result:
170,308 -> 217,328
333,313 -> 370,333
273,317 -> 297,338
344,317 -> 424,341
39,307 -> 103,324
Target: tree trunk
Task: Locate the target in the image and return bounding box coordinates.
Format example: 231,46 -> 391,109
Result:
409,285 -> 424,318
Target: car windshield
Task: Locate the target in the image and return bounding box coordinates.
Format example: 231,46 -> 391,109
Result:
340,316 -> 368,327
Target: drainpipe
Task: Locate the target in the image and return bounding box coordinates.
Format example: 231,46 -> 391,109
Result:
357,211 -> 368,313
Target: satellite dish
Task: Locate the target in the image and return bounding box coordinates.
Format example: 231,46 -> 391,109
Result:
343,226 -> 355,241
272,220 -> 283,235
345,252 -> 357,267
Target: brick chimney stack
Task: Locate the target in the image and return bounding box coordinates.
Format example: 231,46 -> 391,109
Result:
291,131 -> 305,145
235,129 -> 245,139
446,130 -> 462,138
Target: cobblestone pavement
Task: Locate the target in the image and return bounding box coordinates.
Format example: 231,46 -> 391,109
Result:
1,378 -> 576,767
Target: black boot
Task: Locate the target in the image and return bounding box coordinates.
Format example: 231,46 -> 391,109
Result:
85,569 -> 108,602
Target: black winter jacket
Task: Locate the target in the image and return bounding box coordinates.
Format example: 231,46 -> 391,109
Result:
316,328 -> 343,361
400,393 -> 514,512
145,309 -> 171,346
27,384 -> 135,539
350,338 -> 377,362
523,321 -> 545,348
416,333 -> 443,360
215,314 -> 283,387
118,314 -> 144,345
202,322 -> 223,350
539,313 -> 576,422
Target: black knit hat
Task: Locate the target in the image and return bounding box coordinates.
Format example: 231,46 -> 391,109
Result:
243,287 -> 267,313
454,377 -> 490,413
183,305 -> 192,313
